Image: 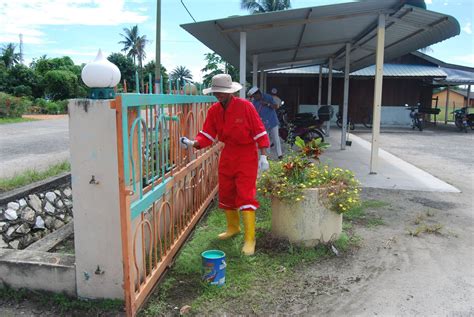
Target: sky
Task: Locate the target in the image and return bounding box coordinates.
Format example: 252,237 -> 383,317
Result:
0,0 -> 473,83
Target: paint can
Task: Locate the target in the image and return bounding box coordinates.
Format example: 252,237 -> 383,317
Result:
201,250 -> 226,286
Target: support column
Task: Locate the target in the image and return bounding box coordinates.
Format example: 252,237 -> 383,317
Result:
444,86 -> 450,124
318,65 -> 323,106
467,84 -> 471,107
155,0 -> 161,93
259,68 -> 264,90
239,32 -> 247,98
369,14 -> 386,174
341,43 -> 351,150
264,72 -> 267,93
327,59 -> 333,137
327,58 -> 333,107
69,100 -> 124,299
252,55 -> 258,87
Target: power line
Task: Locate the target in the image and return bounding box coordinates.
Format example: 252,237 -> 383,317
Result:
179,0 -> 196,22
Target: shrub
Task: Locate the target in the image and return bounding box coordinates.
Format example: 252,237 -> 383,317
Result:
0,92 -> 32,118
258,136 -> 360,214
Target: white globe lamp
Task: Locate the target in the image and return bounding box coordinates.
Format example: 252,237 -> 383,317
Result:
81,49 -> 121,99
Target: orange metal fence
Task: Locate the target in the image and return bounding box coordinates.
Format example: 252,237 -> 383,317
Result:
114,93 -> 219,316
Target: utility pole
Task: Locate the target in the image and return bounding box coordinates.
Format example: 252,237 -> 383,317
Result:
19,34 -> 24,64
155,0 -> 161,93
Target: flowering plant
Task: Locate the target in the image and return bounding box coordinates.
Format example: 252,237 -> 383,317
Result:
258,136 -> 360,213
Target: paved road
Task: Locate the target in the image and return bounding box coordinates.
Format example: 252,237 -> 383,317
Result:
0,118 -> 69,178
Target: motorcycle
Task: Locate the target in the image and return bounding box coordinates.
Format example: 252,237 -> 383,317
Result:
336,111 -> 355,130
278,102 -> 328,143
405,103 -> 424,131
452,107 -> 474,133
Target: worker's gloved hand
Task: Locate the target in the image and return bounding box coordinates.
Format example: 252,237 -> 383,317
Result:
180,137 -> 194,149
258,155 -> 269,172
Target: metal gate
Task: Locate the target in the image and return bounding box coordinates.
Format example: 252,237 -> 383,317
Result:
113,91 -> 220,316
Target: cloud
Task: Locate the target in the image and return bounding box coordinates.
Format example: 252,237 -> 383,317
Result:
0,0 -> 148,44
462,22 -> 472,34
452,54 -> 474,66
425,0 -> 432,3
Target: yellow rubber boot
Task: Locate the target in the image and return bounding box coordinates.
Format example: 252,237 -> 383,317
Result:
242,211 -> 256,256
218,209 -> 241,240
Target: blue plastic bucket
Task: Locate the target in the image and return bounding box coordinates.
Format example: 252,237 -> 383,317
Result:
201,250 -> 226,286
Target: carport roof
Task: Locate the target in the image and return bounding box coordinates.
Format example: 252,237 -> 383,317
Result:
268,63 -> 447,78
181,0 -> 460,72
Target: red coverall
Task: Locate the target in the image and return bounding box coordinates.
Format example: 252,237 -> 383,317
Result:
195,96 -> 270,211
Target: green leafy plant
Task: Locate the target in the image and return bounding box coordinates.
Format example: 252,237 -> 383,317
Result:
258,136 -> 360,213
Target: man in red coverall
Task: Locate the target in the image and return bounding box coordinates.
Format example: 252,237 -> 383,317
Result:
180,74 -> 270,256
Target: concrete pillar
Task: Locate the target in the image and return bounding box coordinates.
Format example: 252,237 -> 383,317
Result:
239,32 -> 247,98
68,99 -> 124,299
467,84 -> 471,107
341,43 -> 351,150
369,14 -> 386,174
252,55 -> 258,87
318,65 -> 323,106
259,69 -> 264,90
444,86 -> 450,123
327,58 -> 333,107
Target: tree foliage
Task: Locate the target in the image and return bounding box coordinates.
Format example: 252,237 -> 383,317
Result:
170,66 -> 193,87
201,53 -> 239,87
44,70 -> 78,101
107,53 -> 137,89
1,43 -> 21,69
143,61 -> 169,93
241,0 -> 291,14
119,25 -> 148,70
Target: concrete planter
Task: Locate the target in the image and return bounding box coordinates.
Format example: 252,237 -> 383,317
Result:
271,188 -> 342,247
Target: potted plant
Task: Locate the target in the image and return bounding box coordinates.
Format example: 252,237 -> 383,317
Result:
258,137 -> 360,247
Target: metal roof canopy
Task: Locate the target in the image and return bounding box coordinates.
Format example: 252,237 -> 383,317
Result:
181,1 -> 460,72
267,63 -> 448,78
181,0 -> 460,174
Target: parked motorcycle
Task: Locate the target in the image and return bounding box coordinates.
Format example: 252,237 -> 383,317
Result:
405,103 -> 424,131
336,111 -> 355,130
452,106 -> 474,133
278,102 -> 328,143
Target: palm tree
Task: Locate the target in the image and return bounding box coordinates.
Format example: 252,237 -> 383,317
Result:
119,25 -> 148,68
1,43 -> 21,69
119,25 -> 149,90
119,25 -> 139,64
241,0 -> 291,14
170,66 -> 193,88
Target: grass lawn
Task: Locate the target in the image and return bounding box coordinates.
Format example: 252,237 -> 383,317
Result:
0,161 -> 70,192
0,193 -> 387,315
140,195 -> 371,316
0,117 -> 38,125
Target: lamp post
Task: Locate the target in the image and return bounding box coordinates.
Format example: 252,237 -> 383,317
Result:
81,49 -> 121,99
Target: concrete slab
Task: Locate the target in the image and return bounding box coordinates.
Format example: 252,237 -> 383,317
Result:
0,249 -> 76,296
320,130 -> 460,193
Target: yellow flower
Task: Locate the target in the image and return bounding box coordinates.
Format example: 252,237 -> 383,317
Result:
339,204 -> 343,207
328,192 -> 335,197
296,198 -> 301,201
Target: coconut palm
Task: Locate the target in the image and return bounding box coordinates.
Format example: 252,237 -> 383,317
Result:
119,25 -> 149,90
1,43 -> 21,69
170,66 -> 193,87
241,0 -> 291,14
119,25 -> 148,68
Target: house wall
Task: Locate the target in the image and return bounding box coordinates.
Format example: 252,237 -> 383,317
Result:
432,89 -> 473,109
267,75 -> 433,123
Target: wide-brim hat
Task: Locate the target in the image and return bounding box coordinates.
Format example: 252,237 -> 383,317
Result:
203,74 -> 242,94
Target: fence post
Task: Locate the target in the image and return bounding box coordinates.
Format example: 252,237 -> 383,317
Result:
68,99 -> 125,300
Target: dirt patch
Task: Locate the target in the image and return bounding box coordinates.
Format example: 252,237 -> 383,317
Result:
22,114 -> 67,120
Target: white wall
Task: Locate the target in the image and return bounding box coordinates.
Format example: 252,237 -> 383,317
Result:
298,104 -> 411,126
